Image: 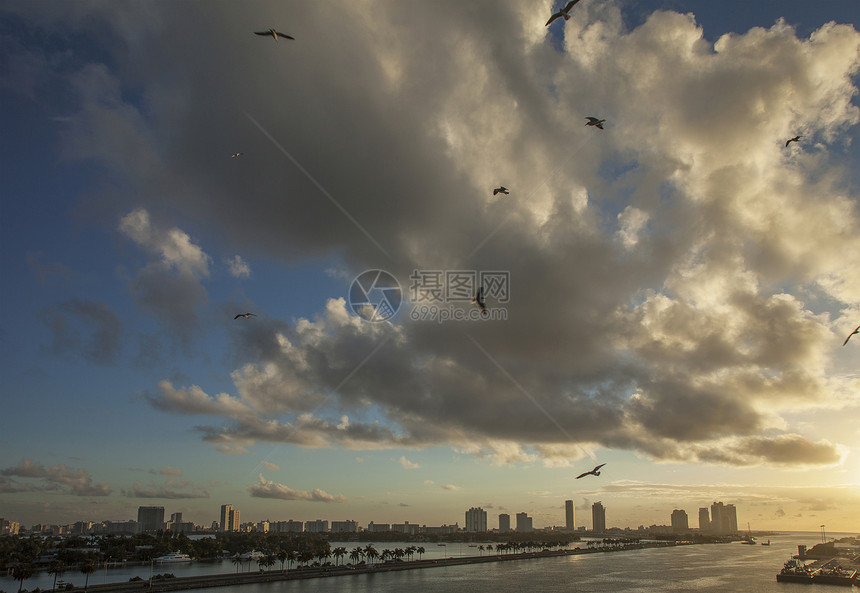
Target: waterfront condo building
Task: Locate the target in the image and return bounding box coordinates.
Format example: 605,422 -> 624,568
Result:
220,504 -> 240,532
515,512 -> 533,532
498,513 -> 511,532
592,502 -> 606,534
698,507 -> 710,531
331,520 -> 358,533
565,500 -> 575,531
305,520 -> 329,533
137,506 -> 164,533
465,507 -> 488,532
671,509 -> 689,532
709,502 -> 738,535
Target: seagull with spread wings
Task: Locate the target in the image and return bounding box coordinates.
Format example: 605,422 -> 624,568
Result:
585,117 -> 606,129
254,29 -> 295,41
546,0 -> 582,27
234,313 -> 257,320
231,152 -> 244,158
493,186 -> 510,196
576,463 -> 606,479
785,135 -> 803,147
843,325 -> 860,346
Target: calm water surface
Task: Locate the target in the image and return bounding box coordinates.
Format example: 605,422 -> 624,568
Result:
2,532 -> 843,593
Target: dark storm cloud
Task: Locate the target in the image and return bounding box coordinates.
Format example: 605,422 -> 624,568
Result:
11,1 -> 859,469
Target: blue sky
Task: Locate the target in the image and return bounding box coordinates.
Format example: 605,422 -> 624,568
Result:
1,0 -> 859,533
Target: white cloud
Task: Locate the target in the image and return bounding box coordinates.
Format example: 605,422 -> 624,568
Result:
399,456 -> 420,469
225,255 -> 251,278
247,474 -> 345,502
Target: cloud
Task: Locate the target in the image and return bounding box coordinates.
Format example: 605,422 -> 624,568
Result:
119,208 -> 211,347
152,466 -> 183,476
26,252 -> 71,283
441,484 -> 462,491
260,461 -> 279,471
247,474 -> 345,502
225,255 -> 251,278
399,456 -> 420,469
1,458 -> 110,496
124,481 -> 209,499
38,300 -> 123,365
23,1 -> 860,470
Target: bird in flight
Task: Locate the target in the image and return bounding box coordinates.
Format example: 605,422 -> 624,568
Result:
546,0 -> 582,27
585,117 -> 606,129
231,152 -> 244,158
576,463 -> 606,479
254,29 -> 295,41
493,186 -> 510,196
785,135 -> 803,147
234,313 -> 257,320
472,287 -> 487,313
843,325 -> 860,347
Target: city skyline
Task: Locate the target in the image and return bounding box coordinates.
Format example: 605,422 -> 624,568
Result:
2,1 -> 859,533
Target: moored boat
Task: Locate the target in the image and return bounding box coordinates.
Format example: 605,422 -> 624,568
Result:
153,552 -> 192,563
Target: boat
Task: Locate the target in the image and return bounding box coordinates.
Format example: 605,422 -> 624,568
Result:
761,539 -> 770,546
154,552 -> 192,563
741,522 -> 757,544
776,559 -> 814,584
437,543 -> 446,546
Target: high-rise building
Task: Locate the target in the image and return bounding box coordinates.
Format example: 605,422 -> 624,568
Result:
698,508 -> 710,532
305,520 -> 328,533
515,512 -> 533,532
565,500 -> 575,531
498,514 -> 511,532
331,520 -> 358,533
709,502 -> 738,535
591,501 -> 606,534
465,507 -> 488,532
137,506 -> 164,534
220,504 -> 240,532
671,509 -> 688,532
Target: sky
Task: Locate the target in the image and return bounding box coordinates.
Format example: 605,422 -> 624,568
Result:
1,0 -> 859,534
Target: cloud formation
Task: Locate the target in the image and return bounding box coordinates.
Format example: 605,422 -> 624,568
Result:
16,1 -> 858,470
247,474 -> 345,502
1,458 -> 111,496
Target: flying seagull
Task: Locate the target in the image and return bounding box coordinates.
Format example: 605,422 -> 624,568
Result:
472,287 -> 487,313
585,117 -> 606,129
785,135 -> 803,147
546,0 -> 582,27
231,152 -> 244,158
576,463 -> 606,479
254,29 -> 295,41
843,325 -> 860,347
493,186 -> 510,196
234,313 -> 257,320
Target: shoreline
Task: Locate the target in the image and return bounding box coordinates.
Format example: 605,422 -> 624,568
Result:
66,541 -> 690,593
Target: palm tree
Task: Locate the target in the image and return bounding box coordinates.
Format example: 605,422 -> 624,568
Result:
332,546 -> 347,566
80,560 -> 97,592
231,554 -> 243,573
277,549 -> 288,571
12,562 -> 34,593
364,545 -> 379,565
478,545 -> 484,556
260,554 -> 277,571
416,546 -> 425,560
349,547 -> 363,565
48,560 -> 66,592
486,544 -> 494,555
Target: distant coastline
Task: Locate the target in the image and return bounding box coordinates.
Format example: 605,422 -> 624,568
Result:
63,541 -> 691,593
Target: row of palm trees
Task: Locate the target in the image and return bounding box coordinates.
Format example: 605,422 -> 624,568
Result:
11,558 -> 96,593
230,544 -> 430,573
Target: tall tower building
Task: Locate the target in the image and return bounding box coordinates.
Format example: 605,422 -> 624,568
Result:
671,509 -> 689,532
710,502 -> 737,535
515,512 -> 533,532
220,504 -> 240,532
591,501 -> 606,534
698,507 -> 710,531
498,513 -> 511,532
137,506 -> 164,534
465,507 -> 488,532
565,500 -> 575,531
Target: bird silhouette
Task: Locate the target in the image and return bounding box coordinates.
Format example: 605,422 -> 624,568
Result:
493,186 -> 510,196
472,287 -> 487,313
576,463 -> 606,479
231,152 -> 244,158
546,0 -> 582,27
585,117 -> 606,129
843,325 -> 860,347
234,313 -> 257,320
785,135 -> 803,147
254,29 -> 295,41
